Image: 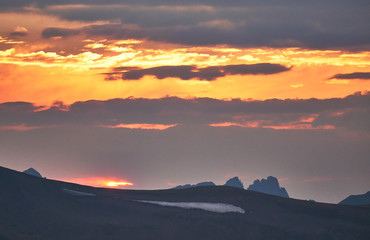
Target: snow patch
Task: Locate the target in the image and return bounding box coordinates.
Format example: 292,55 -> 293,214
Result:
136,200 -> 245,214
62,188 -> 96,197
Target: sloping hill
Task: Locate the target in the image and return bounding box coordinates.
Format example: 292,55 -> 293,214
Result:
0,166 -> 369,240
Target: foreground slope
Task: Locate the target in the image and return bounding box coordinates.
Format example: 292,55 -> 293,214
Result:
0,166 -> 369,240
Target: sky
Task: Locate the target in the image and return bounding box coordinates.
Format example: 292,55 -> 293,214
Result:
0,0 -> 369,203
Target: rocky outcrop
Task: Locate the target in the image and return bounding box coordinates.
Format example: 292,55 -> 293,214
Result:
224,177 -> 244,189
247,176 -> 289,198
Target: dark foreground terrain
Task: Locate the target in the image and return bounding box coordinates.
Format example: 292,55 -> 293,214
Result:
0,166 -> 369,240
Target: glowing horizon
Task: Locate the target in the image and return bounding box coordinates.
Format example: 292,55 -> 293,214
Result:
107,181 -> 133,187
64,177 -> 134,188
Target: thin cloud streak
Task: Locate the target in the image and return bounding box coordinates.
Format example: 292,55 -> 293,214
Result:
101,123 -> 178,130
330,72 -> 370,80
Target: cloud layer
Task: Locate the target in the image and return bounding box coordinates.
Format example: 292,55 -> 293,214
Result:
3,0 -> 366,50
1,92 -> 369,131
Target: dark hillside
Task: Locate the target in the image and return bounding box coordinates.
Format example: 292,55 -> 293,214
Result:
0,166 -> 369,240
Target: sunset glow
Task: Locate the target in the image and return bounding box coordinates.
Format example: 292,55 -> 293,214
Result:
66,178 -> 133,188
1,0 -> 369,204
107,181 -> 133,187
0,31 -> 369,105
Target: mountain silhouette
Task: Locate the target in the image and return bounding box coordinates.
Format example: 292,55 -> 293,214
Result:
224,177 -> 244,189
247,176 -> 289,198
339,191 -> 370,205
173,181 -> 215,189
23,167 -> 42,178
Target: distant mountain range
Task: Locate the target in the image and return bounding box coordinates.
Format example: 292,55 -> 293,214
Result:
174,176 -> 288,198
1,166 -> 370,240
19,167 -> 370,206
339,191 -> 370,205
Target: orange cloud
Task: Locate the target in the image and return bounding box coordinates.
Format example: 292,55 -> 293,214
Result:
209,122 -> 259,128
209,118 -> 336,130
0,124 -> 41,131
101,123 -> 177,130
303,177 -> 333,183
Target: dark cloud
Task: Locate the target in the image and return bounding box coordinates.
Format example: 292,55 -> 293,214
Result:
9,31 -> 27,37
0,92 -> 369,131
313,109 -> 370,131
0,102 -> 37,125
123,66 -> 196,80
32,0 -> 370,50
8,26 -> 29,37
223,64 -> 291,75
330,72 -> 370,80
41,27 -> 80,39
112,64 -> 291,81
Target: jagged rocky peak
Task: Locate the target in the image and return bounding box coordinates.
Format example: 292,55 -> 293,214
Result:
224,177 -> 244,189
23,168 -> 42,178
247,176 -> 289,198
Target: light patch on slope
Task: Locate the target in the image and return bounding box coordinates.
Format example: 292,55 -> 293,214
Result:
136,200 -> 245,214
62,188 -> 96,197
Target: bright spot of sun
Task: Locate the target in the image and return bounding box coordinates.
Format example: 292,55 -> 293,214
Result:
64,177 -> 134,188
106,181 -> 133,187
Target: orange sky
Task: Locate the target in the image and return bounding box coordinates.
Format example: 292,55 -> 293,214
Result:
0,11 -> 369,106
1,40 -> 369,105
